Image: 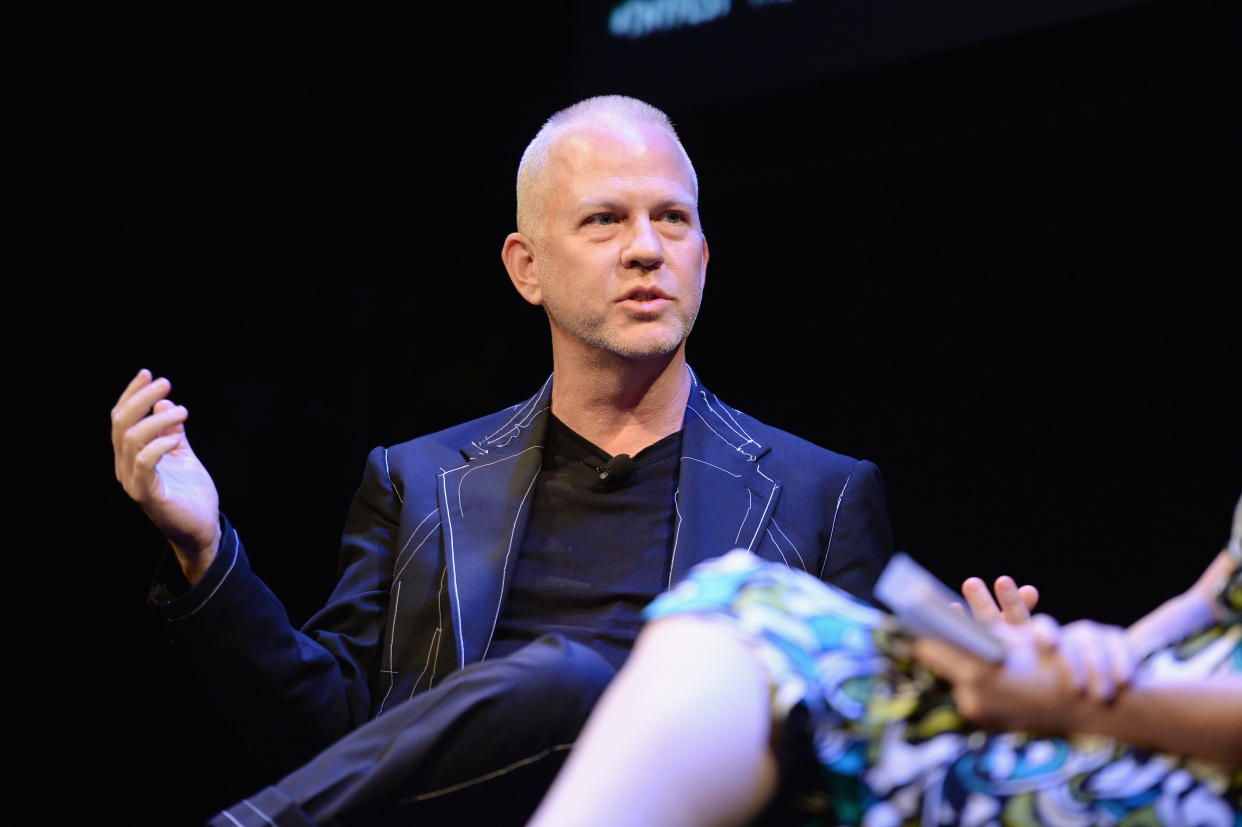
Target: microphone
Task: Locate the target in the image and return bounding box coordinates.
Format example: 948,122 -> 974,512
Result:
597,453 -> 634,484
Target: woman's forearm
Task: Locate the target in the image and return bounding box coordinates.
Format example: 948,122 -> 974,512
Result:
1125,591 -> 1214,661
917,634 -> 1242,767
1066,674 -> 1242,766
1126,550 -> 1236,661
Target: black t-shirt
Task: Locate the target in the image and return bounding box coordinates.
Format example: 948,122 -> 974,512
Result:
487,414 -> 682,671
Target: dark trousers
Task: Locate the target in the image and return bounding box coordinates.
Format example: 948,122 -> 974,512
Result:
209,635 -> 615,826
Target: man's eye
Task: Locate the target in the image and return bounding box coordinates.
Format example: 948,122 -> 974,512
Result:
589,214 -> 617,226
662,212 -> 685,224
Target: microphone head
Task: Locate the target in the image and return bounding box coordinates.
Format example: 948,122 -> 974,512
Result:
602,453 -> 634,484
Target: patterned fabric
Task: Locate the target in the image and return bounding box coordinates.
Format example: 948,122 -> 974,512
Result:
643,550 -> 1242,826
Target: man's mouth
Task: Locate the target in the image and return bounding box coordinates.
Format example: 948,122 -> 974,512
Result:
621,287 -> 671,303
620,289 -> 671,315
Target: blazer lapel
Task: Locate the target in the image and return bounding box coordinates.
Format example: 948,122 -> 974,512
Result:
433,369 -> 785,664
438,375 -> 553,667
669,369 -> 781,586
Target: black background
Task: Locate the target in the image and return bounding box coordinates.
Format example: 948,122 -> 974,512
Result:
31,0 -> 1240,823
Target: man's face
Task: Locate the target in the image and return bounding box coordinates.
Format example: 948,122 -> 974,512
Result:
525,121 -> 708,362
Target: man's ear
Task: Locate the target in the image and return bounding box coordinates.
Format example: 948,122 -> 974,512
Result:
700,234 -> 709,289
502,232 -> 543,306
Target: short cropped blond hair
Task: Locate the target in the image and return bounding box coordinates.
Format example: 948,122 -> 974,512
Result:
514,95 -> 699,236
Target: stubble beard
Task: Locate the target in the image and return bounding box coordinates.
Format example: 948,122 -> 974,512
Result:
549,302 -> 700,362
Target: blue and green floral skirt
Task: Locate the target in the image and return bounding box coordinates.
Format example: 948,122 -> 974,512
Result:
644,550 -> 1242,826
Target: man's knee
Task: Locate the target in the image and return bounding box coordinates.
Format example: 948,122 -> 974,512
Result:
478,635 -> 616,732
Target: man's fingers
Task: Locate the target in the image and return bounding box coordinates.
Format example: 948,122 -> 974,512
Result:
111,373 -> 172,440
127,433 -> 187,500
135,433 -> 186,470
126,404 -> 188,451
116,404 -> 189,485
113,368 -> 153,411
152,399 -> 188,438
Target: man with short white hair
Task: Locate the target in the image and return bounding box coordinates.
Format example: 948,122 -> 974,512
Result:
111,94 -> 893,825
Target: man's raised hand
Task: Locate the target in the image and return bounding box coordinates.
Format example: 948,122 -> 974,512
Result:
111,368 -> 221,584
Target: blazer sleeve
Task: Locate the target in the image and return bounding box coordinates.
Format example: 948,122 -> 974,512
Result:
818,459 -> 894,604
149,446 -> 399,774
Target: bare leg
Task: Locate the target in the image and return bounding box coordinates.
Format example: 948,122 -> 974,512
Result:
527,617 -> 779,827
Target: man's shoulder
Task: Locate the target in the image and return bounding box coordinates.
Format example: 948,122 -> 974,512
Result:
387,403 -> 536,458
734,404 -> 864,472
692,379 -> 865,475
382,380 -> 551,469
709,395 -> 889,532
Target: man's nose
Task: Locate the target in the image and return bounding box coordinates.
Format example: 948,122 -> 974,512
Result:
622,217 -> 664,272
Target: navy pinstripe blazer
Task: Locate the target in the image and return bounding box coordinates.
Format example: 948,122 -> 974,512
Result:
155,368 -> 893,772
